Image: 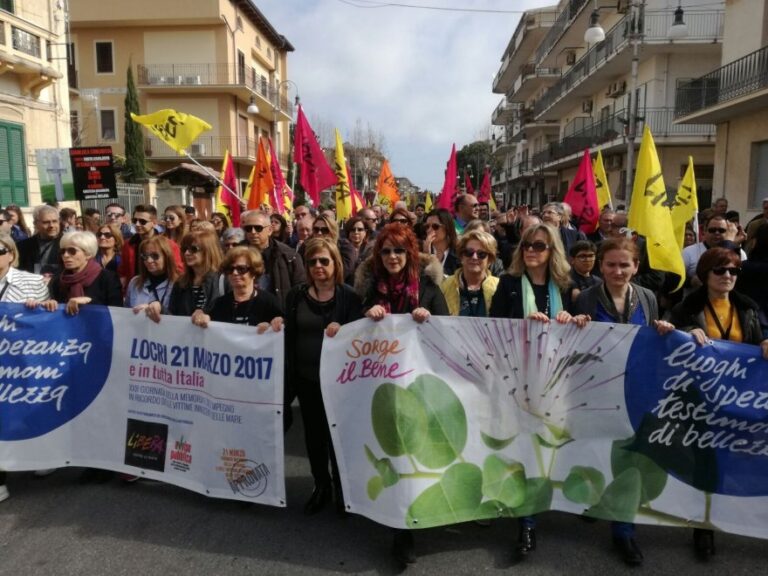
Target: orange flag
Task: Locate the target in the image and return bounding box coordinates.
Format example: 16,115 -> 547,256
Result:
247,138 -> 274,210
377,159 -> 399,210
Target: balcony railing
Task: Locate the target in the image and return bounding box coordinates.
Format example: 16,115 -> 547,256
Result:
137,63 -> 294,115
533,0 -> 589,65
533,107 -> 715,166
675,44 -> 768,118
534,11 -> 724,118
144,136 -> 257,159
11,25 -> 41,58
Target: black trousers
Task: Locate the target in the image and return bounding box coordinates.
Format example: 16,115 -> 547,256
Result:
294,375 -> 339,490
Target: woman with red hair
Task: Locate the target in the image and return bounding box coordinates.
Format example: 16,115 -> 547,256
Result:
354,223 -> 448,566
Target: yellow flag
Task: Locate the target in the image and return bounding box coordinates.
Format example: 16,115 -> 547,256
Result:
333,129 -> 352,221
628,126 -> 685,291
593,150 -> 613,211
489,194 -> 497,212
131,109 -> 211,155
425,191 -> 433,212
670,156 -> 698,249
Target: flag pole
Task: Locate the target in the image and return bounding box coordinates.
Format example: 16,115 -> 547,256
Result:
181,150 -> 241,203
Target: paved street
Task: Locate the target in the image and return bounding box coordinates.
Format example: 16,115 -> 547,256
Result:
1,406 -> 766,576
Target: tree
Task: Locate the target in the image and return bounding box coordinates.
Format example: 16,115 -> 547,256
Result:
456,140 -> 499,191
123,62 -> 147,183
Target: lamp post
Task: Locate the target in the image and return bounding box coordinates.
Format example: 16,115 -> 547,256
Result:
246,79 -> 300,177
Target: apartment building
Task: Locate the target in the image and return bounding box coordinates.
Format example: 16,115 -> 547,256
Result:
68,0 -> 294,214
491,0 -> 724,210
675,0 -> 768,218
0,0 -> 71,207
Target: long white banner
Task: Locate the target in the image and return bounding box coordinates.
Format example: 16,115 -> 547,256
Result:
320,315 -> 768,539
0,303 -> 285,506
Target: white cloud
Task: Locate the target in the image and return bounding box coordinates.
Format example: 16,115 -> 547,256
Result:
264,0 -> 555,191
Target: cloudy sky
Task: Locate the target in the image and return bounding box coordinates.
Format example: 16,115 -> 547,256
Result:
265,0 -> 553,192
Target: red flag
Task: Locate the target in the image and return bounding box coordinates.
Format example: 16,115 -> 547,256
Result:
346,163 -> 364,216
293,105 -> 337,206
563,149 -> 599,234
477,166 -> 492,204
268,138 -> 287,214
464,171 -> 475,196
437,143 -> 458,212
214,150 -> 240,227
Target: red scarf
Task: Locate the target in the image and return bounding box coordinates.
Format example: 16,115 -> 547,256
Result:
375,271 -> 420,314
59,259 -> 102,299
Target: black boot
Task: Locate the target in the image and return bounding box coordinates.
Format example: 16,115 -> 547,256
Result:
613,536 -> 644,566
693,528 -> 715,561
303,484 -> 331,515
392,529 -> 416,566
515,525 -> 537,559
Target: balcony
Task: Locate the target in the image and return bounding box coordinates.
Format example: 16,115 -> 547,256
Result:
137,63 -> 294,120
0,13 -> 62,97
144,136 -> 257,160
492,99 -> 521,126
508,64 -> 561,103
533,0 -> 590,66
533,107 -> 715,168
534,10 -> 724,120
675,44 -> 768,124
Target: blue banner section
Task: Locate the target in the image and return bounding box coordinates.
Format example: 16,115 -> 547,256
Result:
625,329 -> 768,497
0,303 -> 113,441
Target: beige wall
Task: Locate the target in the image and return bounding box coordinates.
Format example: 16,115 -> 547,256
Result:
721,0 -> 768,63
144,30 -> 217,64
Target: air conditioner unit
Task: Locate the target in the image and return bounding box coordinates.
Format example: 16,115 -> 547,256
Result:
582,99 -> 594,114
617,0 -> 629,14
608,80 -> 627,98
189,143 -> 206,156
185,75 -> 202,85
566,52 -> 577,65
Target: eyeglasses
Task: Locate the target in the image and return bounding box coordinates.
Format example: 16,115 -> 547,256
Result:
711,266 -> 741,276
575,254 -> 596,261
381,247 -> 407,256
427,223 -> 443,231
132,218 -> 150,226
106,212 -> 124,219
140,252 -> 161,262
350,227 -> 366,232
708,227 -> 726,234
462,249 -> 489,260
0,247 -> 10,256
243,224 -> 266,233
391,218 -> 409,224
96,231 -> 113,239
224,265 -> 251,276
308,257 -> 331,267
223,242 -> 240,249
163,215 -> 178,222
59,247 -> 81,256
521,241 -> 550,253
313,227 -> 330,235
541,209 -> 560,217
184,245 -> 201,254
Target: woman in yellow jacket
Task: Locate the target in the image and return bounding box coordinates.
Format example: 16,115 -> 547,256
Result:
441,229 -> 500,317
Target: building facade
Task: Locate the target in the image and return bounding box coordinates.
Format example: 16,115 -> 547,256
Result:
0,0 -> 71,207
492,0 -> 724,211
68,0 -> 294,215
675,0 -> 768,218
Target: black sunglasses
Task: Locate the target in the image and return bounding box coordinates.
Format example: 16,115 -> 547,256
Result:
140,252 -> 162,262
96,231 -> 113,239
313,227 -> 330,235
391,218 -> 409,224
0,247 -> 10,256
132,218 -> 149,226
59,247 -> 81,256
462,249 -> 489,260
184,245 -> 201,254
711,266 -> 741,276
243,224 -> 266,233
224,265 -> 252,276
308,257 -> 331,267
708,227 -> 726,234
428,223 -> 443,231
520,241 -> 549,253
381,247 -> 407,256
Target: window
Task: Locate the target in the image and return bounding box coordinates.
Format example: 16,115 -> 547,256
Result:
0,121 -> 28,206
750,141 -> 768,208
95,41 -> 114,74
0,0 -> 14,14
100,109 -> 116,141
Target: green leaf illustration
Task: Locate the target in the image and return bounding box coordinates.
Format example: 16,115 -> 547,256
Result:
371,383 -> 428,457
480,431 -> 517,450
408,375 -> 468,469
509,477 -> 553,517
481,455 -> 526,509
364,444 -> 378,466
367,476 -> 384,500
375,457 -> 400,487
405,463 -> 482,528
476,499 -> 511,519
586,468 -> 642,523
563,466 -> 605,506
611,437 -> 668,503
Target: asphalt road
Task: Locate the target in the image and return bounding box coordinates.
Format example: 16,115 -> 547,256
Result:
1,406 -> 766,576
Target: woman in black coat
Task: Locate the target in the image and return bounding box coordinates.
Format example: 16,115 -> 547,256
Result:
284,238 -> 363,516
169,230 -> 226,317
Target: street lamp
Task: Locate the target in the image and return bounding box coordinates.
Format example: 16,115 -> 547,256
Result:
668,2 -> 688,39
584,10 -> 606,44
246,95 -> 259,115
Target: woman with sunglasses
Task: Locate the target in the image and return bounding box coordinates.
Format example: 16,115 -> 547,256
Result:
354,223 -> 448,566
285,238 -> 362,516
667,247 -> 768,561
489,223 -> 586,561
423,208 -> 460,276
162,205 -> 189,245
388,207 -> 412,226
190,246 -> 282,331
441,230 -> 500,317
344,216 -> 372,275
210,212 -> 229,238
95,223 -> 123,273
169,231 -> 226,317
307,214 -> 356,284
221,227 -> 245,253
125,235 -> 179,319
571,237 -> 675,566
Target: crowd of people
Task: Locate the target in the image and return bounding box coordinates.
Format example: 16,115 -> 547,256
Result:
1,193 -> 767,568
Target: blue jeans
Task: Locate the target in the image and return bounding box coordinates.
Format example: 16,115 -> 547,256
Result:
611,521 -> 636,538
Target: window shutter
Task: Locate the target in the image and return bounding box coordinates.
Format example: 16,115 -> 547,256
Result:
0,121 -> 28,206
